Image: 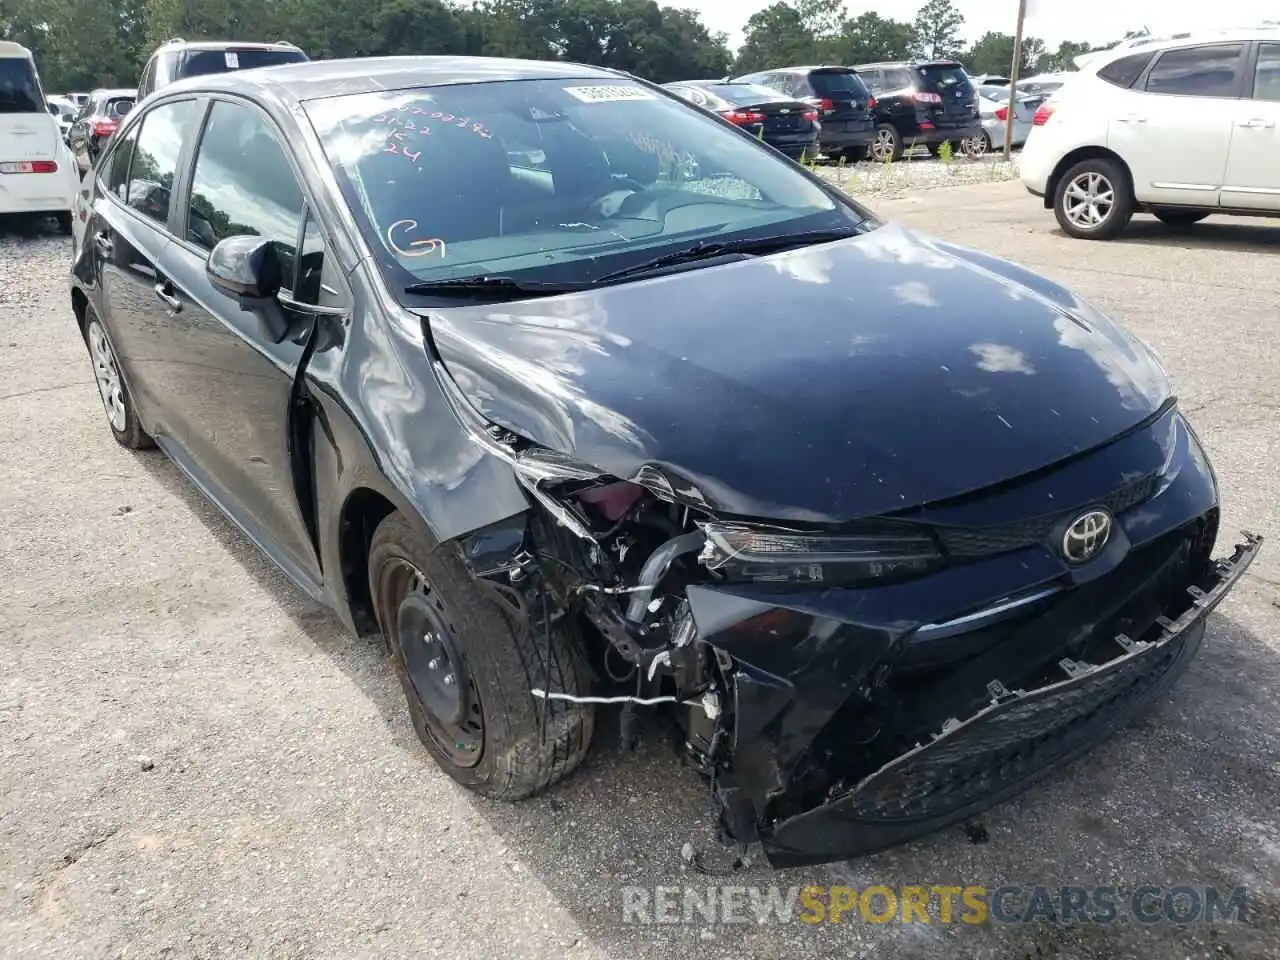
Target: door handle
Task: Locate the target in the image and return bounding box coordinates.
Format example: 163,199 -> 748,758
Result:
153,282 -> 183,313
1238,118 -> 1276,129
93,232 -> 113,255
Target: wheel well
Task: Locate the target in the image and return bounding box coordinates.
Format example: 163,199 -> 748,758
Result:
1045,147 -> 1133,210
71,287 -> 90,339
338,488 -> 397,636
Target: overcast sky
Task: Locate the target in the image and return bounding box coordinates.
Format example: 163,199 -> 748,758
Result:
696,0 -> 1276,51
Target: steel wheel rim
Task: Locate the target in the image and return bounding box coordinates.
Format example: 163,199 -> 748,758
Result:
388,560 -> 485,767
1064,171 -> 1115,229
873,129 -> 894,160
87,321 -> 126,431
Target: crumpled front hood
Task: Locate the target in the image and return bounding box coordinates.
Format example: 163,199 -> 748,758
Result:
426,224 -> 1171,522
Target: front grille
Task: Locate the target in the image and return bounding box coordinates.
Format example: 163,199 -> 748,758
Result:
936,474 -> 1159,559
840,627 -> 1190,821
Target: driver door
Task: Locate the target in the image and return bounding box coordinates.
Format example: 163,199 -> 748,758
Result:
158,97 -> 332,590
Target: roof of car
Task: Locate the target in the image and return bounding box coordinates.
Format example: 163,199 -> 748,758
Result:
158,55 -> 632,102
1080,27 -> 1280,70
158,39 -> 302,51
0,40 -> 34,58
90,88 -> 138,99
855,60 -> 962,69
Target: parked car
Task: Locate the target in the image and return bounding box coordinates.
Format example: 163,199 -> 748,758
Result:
0,41 -> 78,229
1016,72 -> 1076,98
45,94 -> 78,142
65,91 -> 90,108
137,38 -> 309,99
975,84 -> 1037,152
71,55 -> 1259,869
851,59 -> 983,161
1021,29 -> 1280,239
663,80 -> 820,160
969,73 -> 1010,87
67,88 -> 135,172
731,66 -> 875,160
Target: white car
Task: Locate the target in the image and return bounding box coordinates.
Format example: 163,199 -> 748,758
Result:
1020,29 -> 1280,240
0,41 -> 78,229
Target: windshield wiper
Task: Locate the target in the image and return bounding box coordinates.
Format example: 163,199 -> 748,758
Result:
404,276 -> 595,298
592,229 -> 862,284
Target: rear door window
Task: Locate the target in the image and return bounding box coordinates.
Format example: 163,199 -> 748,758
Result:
125,99 -> 202,226
1250,42 -> 1280,102
810,70 -> 869,99
180,47 -> 308,79
885,68 -> 915,90
0,55 -> 43,113
1143,44 -> 1245,98
917,63 -> 971,93
1098,52 -> 1154,89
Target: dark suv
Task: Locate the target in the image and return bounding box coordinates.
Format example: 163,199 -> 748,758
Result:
851,60 -> 982,161
136,39 -> 309,100
732,66 -> 875,161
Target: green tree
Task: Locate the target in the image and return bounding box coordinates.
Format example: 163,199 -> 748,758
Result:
835,12 -> 913,65
734,2 -> 815,74
911,0 -> 963,61
1041,40 -> 1093,72
964,31 -> 1045,77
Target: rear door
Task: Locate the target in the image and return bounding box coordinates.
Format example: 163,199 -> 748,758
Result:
0,52 -> 72,211
0,53 -> 58,158
89,97 -> 203,436
915,62 -> 979,133
1221,41 -> 1280,211
807,68 -> 873,126
1110,42 -> 1245,207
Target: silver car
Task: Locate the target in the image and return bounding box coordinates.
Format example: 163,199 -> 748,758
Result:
976,84 -> 1037,153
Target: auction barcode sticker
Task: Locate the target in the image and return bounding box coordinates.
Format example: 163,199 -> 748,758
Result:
563,85 -> 655,103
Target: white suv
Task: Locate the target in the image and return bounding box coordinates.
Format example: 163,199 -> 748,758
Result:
1,40 -> 78,229
1020,30 -> 1280,240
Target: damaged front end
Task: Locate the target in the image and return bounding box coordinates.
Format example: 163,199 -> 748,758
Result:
440,360 -> 1261,867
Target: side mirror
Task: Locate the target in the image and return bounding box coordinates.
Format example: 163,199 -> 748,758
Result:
47,102 -> 59,115
206,235 -> 292,342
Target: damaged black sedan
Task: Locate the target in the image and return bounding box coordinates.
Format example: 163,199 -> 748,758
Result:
71,56 -> 1261,868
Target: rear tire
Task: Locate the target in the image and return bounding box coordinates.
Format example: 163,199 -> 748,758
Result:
1153,210 -> 1209,228
369,513 -> 595,800
1053,157 -> 1134,240
83,316 -> 153,450
871,124 -> 904,162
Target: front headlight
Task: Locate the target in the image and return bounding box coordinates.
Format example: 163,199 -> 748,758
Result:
699,521 -> 941,585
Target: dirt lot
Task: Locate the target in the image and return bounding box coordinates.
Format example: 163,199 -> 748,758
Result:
1,183 -> 1278,960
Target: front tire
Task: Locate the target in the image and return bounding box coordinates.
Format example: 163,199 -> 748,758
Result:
84,316 -> 152,449
369,513 -> 595,799
1053,157 -> 1134,240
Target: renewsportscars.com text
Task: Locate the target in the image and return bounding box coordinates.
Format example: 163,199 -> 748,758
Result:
620,884 -> 1252,926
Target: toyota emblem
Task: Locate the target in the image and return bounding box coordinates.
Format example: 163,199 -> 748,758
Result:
1061,509 -> 1113,563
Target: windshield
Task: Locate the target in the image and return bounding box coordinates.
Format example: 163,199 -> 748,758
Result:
0,56 -> 44,114
105,96 -> 134,117
708,83 -> 792,104
181,47 -> 308,78
918,64 -> 970,91
304,77 -> 866,293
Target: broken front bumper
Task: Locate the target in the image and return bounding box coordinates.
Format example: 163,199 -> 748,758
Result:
691,531 -> 1261,869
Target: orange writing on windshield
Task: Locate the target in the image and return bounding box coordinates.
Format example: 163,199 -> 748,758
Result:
387,220 -> 447,259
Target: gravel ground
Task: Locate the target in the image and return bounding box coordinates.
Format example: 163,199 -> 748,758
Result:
1,187 -> 1278,960
814,152 -> 1020,199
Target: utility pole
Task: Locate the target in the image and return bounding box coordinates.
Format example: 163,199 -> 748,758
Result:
1004,0 -> 1028,156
